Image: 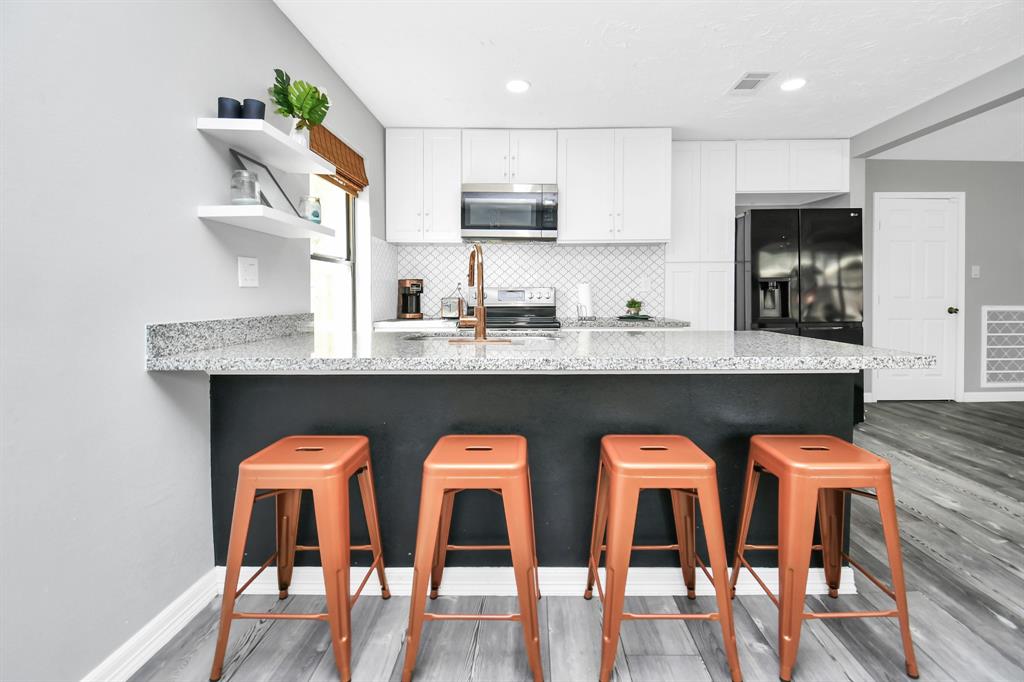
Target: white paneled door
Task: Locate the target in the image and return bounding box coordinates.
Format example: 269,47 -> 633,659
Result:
873,194 -> 963,400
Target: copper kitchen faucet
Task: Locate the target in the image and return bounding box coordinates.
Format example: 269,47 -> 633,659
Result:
453,244 -> 510,344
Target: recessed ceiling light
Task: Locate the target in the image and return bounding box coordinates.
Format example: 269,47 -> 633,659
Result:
506,79 -> 530,94
780,78 -> 807,92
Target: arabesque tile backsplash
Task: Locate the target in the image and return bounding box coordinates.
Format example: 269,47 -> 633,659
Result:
371,238 -> 665,320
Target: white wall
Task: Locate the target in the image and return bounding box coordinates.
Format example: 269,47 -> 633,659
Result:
0,2 -> 384,679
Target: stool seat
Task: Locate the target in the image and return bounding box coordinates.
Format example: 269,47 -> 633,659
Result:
601,435 -> 715,476
241,435 -> 369,477
750,434 -> 890,477
424,435 -> 528,475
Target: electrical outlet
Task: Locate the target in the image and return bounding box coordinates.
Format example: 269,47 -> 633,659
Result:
238,257 -> 259,287
971,265 -> 981,279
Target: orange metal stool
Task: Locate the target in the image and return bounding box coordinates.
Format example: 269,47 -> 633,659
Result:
209,436 -> 390,682
584,435 -> 743,682
729,435 -> 918,682
402,435 -> 542,682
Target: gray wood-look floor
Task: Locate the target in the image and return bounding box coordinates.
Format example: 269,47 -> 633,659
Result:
132,401 -> 1024,682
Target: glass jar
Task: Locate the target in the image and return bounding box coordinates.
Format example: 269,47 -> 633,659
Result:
299,195 -> 322,223
230,170 -> 260,205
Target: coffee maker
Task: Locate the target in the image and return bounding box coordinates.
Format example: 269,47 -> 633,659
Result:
397,279 -> 424,319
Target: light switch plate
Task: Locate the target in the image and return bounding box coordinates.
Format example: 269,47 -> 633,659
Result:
971,265 -> 981,279
238,257 -> 259,287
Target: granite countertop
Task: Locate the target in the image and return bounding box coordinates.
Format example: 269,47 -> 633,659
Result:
146,314 -> 934,375
560,317 -> 690,329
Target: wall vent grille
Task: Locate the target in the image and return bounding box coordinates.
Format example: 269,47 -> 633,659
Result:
729,72 -> 776,94
981,305 -> 1024,388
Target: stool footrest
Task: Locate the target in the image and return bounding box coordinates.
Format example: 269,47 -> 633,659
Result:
423,612 -> 521,622
599,543 -> 680,551
622,612 -> 719,621
234,611 -> 328,621
445,544 -> 511,551
804,609 -> 898,620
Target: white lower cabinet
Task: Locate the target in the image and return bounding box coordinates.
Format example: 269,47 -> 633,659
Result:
386,128 -> 461,243
666,262 -> 734,331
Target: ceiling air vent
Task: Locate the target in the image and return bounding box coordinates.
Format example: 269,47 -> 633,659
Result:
729,72 -> 775,95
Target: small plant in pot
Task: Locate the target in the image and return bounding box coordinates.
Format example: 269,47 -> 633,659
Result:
268,68 -> 330,147
625,298 -> 643,316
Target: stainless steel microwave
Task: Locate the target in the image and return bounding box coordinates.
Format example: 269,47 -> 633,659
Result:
461,184 -> 557,241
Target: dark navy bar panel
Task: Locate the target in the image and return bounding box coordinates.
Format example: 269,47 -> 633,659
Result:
210,373 -> 854,568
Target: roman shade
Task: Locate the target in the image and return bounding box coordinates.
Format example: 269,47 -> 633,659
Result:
310,125 -> 368,196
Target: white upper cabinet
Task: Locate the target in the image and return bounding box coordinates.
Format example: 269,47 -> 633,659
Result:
667,141 -> 736,262
422,129 -> 462,242
510,130 -> 557,183
736,139 -> 849,193
556,129 -> 616,242
614,128 -> 672,241
385,129 -> 425,243
386,128 -> 461,243
462,129 -> 510,183
788,139 -> 849,191
462,129 -> 556,184
558,128 -> 671,243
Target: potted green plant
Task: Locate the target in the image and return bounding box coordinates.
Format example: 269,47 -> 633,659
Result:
268,68 -> 330,148
625,298 -> 643,316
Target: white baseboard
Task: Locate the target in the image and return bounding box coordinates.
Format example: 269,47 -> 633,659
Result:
863,392 -> 876,403
82,568 -> 218,682
961,391 -> 1024,402
213,564 -> 856,598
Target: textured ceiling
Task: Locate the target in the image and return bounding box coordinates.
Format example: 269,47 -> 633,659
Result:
275,0 -> 1024,139
873,98 -> 1024,161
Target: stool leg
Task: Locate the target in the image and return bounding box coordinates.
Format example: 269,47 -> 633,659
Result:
502,476 -> 544,682
670,489 -> 697,599
729,456 -> 761,598
599,476 -> 639,682
276,489 -> 302,599
357,462 -> 391,599
876,477 -> 920,679
697,478 -> 744,682
527,469 -> 542,599
401,479 -> 445,682
430,490 -> 455,599
817,488 -> 846,599
584,461 -> 609,600
313,477 -> 353,682
777,476 -> 819,682
210,479 -> 256,682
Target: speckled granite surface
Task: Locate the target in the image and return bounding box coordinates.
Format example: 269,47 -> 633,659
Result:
146,313 -> 313,357
560,317 -> 690,329
146,326 -> 934,374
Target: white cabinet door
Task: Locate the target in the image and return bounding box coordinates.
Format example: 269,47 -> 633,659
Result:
510,129 -> 556,183
665,262 -> 701,326
736,140 -> 789,192
423,129 -> 462,243
385,128 -> 424,242
701,262 -> 735,331
665,261 -> 734,330
557,129 -> 616,242
462,129 -> 511,183
667,142 -> 701,261
699,141 -> 737,261
615,128 -> 671,241
789,139 -> 849,192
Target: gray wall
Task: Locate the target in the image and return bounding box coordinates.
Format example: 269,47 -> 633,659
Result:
0,2 -> 383,679
865,160 -> 1024,394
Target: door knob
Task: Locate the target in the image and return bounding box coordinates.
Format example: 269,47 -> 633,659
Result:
947,306 -> 960,314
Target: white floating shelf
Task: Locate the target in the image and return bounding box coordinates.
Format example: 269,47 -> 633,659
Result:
196,118 -> 335,175
198,205 -> 335,239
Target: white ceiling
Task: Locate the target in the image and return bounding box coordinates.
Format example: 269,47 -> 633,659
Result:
275,0 -> 1024,139
872,98 -> 1024,161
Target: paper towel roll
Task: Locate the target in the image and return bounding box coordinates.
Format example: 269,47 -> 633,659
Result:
577,282 -> 593,318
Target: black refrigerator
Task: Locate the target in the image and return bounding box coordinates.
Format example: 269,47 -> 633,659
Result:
735,208 -> 865,421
